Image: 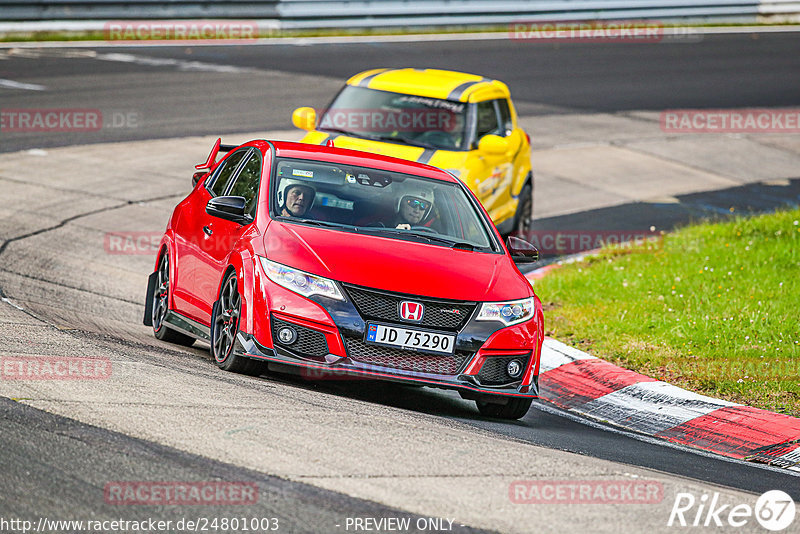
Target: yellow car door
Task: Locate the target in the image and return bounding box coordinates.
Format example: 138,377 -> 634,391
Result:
469,99 -> 522,224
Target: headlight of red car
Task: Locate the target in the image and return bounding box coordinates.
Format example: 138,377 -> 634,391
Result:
476,297 -> 536,326
260,257 -> 344,301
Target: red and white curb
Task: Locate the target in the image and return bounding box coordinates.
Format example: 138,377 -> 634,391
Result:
529,274 -> 800,471
526,248 -> 600,280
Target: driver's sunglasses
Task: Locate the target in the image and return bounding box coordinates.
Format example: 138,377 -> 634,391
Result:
404,198 -> 430,211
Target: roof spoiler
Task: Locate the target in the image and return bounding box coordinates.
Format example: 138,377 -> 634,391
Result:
195,138 -> 239,170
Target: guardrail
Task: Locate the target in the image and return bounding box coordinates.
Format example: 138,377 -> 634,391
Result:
0,0 -> 795,25
0,0 -> 280,21
759,0 -> 800,15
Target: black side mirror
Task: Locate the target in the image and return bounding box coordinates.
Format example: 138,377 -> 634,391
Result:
506,235 -> 539,264
206,196 -> 251,224
192,171 -> 207,187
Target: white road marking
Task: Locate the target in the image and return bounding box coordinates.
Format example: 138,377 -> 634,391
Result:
93,52 -> 255,73
778,449 -> 800,472
2,48 -> 96,59
0,48 -> 254,74
533,400 -> 800,478
540,337 -> 596,372
1,297 -> 27,311
575,381 -> 740,434
0,78 -> 46,91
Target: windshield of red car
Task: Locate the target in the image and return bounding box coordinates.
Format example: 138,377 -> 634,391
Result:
318,86 -> 469,151
271,158 -> 497,251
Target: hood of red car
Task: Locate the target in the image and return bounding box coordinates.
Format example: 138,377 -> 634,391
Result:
264,221 -> 532,302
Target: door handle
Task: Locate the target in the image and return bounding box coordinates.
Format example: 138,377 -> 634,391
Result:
203,226 -> 213,236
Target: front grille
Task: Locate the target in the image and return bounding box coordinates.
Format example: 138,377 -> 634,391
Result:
345,337 -> 471,376
271,317 -> 328,358
343,284 -> 476,331
477,354 -> 531,386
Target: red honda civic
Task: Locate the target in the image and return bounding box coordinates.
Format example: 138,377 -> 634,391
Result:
144,139 -> 543,419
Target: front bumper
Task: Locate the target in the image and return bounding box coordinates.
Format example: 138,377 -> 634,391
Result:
243,263 -> 541,399
235,331 -> 539,399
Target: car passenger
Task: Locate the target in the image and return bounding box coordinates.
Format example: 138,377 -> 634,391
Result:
279,180 -> 316,217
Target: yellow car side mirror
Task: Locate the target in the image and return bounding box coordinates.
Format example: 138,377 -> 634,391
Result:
292,107 -> 317,131
478,134 -> 509,155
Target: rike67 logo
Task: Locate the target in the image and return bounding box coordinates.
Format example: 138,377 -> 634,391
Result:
668,490 -> 795,531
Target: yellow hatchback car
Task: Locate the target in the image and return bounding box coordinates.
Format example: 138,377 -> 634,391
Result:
291,68 -> 533,236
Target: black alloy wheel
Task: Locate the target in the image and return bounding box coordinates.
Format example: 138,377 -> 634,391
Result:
151,253 -> 195,346
212,271 -> 264,376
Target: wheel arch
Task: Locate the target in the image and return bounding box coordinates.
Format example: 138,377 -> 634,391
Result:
514,169 -> 533,198
155,235 -> 176,312
216,250 -> 258,335
510,129 -> 533,198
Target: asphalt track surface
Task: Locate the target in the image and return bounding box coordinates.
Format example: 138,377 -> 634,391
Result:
1,31 -> 800,152
1,31 -> 800,532
1,397 -> 489,534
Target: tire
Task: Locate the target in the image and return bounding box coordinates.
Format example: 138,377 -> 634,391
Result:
151,253 -> 195,346
476,397 -> 533,420
211,271 -> 265,376
511,181 -> 533,238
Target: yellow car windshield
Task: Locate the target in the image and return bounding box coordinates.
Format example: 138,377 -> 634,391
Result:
319,86 -> 470,151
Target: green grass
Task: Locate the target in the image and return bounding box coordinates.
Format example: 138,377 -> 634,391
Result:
534,208 -> 800,416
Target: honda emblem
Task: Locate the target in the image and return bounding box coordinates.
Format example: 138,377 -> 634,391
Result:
399,301 -> 424,322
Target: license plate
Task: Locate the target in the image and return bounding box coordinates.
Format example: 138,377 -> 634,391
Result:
365,323 -> 455,354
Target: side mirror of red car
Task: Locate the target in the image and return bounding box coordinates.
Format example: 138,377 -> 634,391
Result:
206,196 -> 251,225
506,235 -> 538,264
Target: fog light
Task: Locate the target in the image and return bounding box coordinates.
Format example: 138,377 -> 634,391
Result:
278,326 -> 297,345
507,359 -> 523,378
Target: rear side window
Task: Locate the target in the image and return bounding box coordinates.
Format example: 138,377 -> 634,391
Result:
209,150 -> 248,197
228,152 -> 261,216
497,99 -> 513,136
475,100 -> 500,139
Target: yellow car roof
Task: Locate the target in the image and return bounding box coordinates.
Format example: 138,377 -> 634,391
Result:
346,68 -> 509,103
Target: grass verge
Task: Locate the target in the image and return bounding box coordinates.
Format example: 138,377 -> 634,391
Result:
534,208 -> 800,416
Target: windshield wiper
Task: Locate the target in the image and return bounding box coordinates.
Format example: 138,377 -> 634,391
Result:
360,133 -> 440,151
290,218 -> 357,231
318,128 -> 441,150
357,227 -> 475,249
410,233 -> 475,250
318,127 -> 389,145
318,127 -> 355,136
